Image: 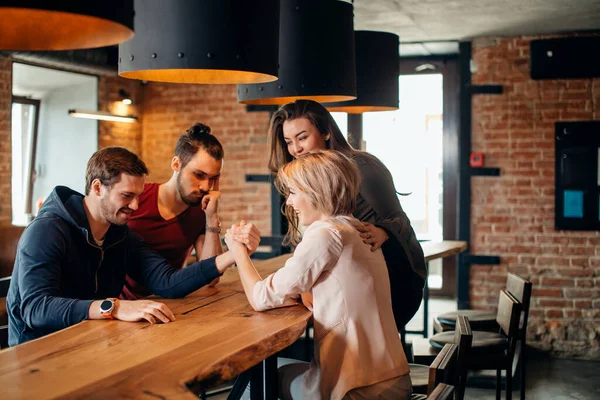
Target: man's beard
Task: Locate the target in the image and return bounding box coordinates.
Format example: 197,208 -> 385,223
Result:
176,173 -> 208,207
100,196 -> 131,226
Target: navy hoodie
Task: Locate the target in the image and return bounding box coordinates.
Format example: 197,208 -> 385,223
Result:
7,186 -> 221,346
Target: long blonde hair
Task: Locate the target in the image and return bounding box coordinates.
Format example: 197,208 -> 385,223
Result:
275,150 -> 360,245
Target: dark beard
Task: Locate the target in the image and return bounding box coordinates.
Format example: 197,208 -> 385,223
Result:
176,173 -> 206,207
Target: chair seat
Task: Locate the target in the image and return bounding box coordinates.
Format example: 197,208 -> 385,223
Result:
430,331 -> 507,353
436,309 -> 497,330
409,363 -> 430,393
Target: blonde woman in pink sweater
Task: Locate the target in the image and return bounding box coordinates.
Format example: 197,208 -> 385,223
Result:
225,151 -> 411,400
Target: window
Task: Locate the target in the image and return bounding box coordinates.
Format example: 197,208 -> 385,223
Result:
11,99 -> 40,226
12,63 -> 98,225
363,74 -> 444,288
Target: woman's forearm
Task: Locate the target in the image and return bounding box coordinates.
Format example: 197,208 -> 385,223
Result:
234,250 -> 263,310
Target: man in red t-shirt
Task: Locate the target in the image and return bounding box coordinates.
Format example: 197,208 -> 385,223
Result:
120,123 -> 226,300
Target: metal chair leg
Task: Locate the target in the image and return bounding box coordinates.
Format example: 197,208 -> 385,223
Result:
520,341 -> 526,400
506,367 -> 512,400
496,368 -> 502,400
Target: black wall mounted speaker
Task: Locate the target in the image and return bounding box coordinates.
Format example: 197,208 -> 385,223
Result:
530,36 -> 600,80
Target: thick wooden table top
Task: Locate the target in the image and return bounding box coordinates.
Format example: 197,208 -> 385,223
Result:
0,255 -> 311,400
421,240 -> 467,262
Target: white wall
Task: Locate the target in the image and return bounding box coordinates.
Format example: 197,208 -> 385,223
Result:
32,81 -> 98,210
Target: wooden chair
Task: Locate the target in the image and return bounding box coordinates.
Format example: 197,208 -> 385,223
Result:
410,344 -> 456,399
430,290 -> 522,400
427,383 -> 456,400
434,273 -> 532,399
434,273 -> 530,333
0,276 -> 10,349
411,315 -> 472,399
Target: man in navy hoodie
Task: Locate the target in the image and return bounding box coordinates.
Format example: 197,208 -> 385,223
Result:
6,146 -> 260,346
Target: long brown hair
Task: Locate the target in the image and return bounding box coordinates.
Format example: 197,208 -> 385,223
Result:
267,100 -> 354,174
275,150 -> 360,245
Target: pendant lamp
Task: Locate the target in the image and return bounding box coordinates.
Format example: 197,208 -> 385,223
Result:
325,31 -> 400,113
0,2 -> 134,50
237,0 -> 356,105
118,0 -> 280,84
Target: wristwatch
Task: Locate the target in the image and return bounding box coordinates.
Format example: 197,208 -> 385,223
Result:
206,220 -> 221,234
100,298 -> 119,319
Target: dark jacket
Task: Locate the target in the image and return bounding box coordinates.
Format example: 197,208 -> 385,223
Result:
7,186 -> 221,346
351,151 -> 427,329
351,151 -> 427,283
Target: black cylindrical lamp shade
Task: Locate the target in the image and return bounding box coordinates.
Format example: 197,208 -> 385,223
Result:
325,31 -> 399,114
0,1 -> 134,50
237,0 -> 356,105
119,0 -> 280,84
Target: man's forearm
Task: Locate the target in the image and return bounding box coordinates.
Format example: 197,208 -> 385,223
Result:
88,300 -> 103,319
199,215 -> 223,260
199,231 -> 223,260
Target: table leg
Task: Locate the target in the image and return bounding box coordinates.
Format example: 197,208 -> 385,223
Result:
250,362 -> 264,400
227,372 -> 251,400
265,354 -> 278,400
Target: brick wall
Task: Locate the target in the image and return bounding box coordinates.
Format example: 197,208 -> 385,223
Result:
98,76 -> 143,155
140,83 -> 272,236
0,56 -> 12,224
470,36 -> 600,359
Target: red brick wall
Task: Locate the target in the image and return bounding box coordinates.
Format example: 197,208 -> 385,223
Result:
98,76 -> 143,155
0,56 -> 12,225
470,36 -> 600,359
140,83 -> 272,236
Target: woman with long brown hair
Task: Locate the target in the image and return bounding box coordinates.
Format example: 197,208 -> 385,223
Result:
267,99 -> 427,333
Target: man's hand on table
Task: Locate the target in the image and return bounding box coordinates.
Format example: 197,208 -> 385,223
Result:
113,300 -> 176,324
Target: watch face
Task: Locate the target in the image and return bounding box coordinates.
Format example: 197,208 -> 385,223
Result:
100,299 -> 113,312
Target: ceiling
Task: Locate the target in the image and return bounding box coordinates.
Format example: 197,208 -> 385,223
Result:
352,0 -> 600,56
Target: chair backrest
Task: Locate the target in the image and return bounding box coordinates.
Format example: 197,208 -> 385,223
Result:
506,272 -> 532,339
427,343 -> 458,395
453,315 -> 473,400
0,276 -> 10,298
496,290 -> 522,338
0,326 -> 7,349
1,276 -> 10,349
428,383 -> 455,400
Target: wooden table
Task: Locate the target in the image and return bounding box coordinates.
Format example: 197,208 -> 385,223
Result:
403,240 -> 468,339
421,240 -> 467,263
0,255 -> 311,400
410,241 -> 468,364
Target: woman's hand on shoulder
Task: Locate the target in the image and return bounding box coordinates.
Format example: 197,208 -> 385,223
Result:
356,222 -> 388,251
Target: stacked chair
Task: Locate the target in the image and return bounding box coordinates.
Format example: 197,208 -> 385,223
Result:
411,315 -> 473,399
0,276 -> 10,349
431,273 -> 532,400
427,284 -> 529,400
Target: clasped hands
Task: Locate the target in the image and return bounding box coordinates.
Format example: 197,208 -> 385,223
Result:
224,220 -> 261,255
